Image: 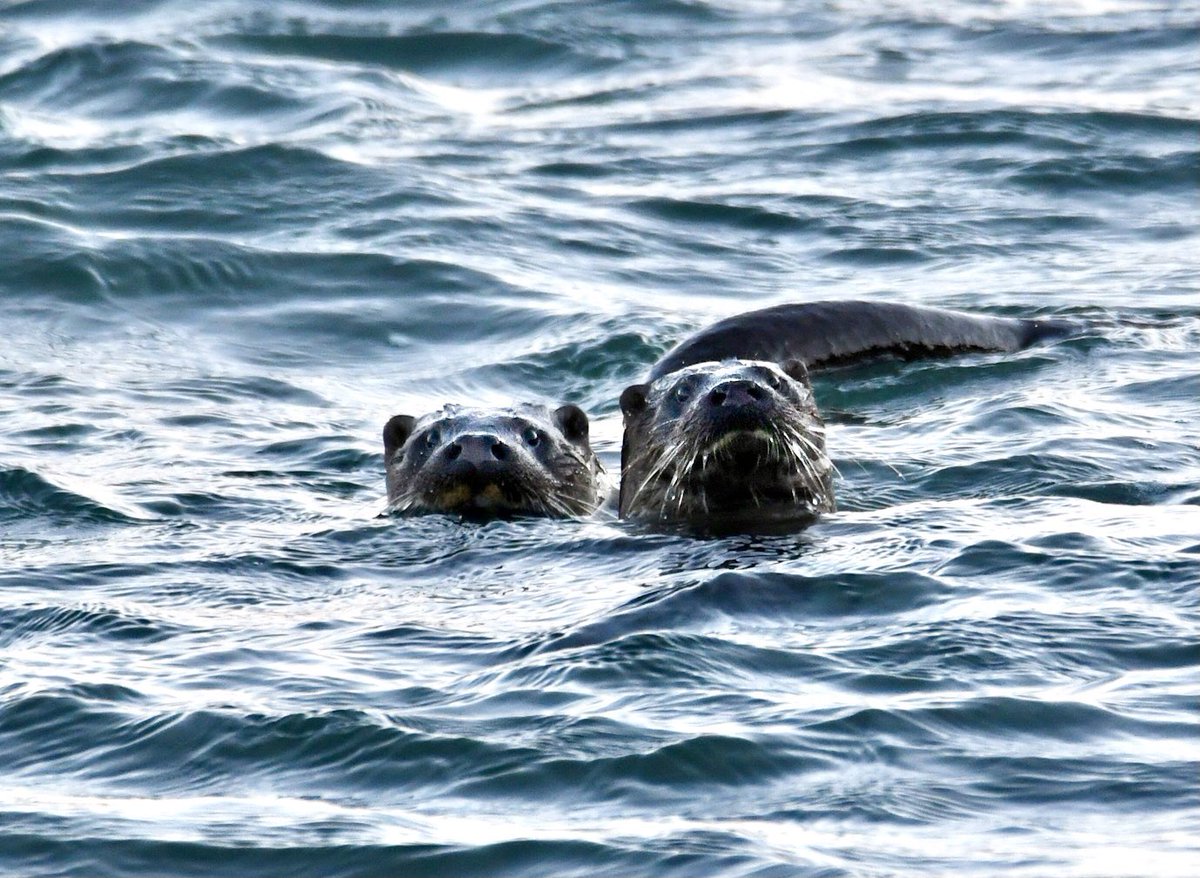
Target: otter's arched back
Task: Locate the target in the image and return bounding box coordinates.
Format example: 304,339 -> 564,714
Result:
649,300 -> 1074,380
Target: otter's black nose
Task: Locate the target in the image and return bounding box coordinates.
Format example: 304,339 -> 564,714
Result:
444,434 -> 512,465
706,380 -> 767,408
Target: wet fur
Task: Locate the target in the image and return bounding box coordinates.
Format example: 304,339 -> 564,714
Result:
383,301 -> 1071,525
650,300 -> 1074,381
384,404 -> 604,518
620,300 -> 1074,530
619,360 -> 834,530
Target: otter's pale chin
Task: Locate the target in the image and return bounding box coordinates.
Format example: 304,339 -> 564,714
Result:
701,428 -> 773,457
432,484 -> 472,509
472,483 -> 506,509
433,482 -> 508,511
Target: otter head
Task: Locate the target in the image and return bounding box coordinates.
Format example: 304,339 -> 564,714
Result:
383,403 -> 604,518
618,359 -> 834,531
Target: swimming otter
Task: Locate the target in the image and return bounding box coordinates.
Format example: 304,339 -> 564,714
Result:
619,358 -> 833,532
381,300 -> 1070,525
619,300 -> 1073,530
383,403 -> 604,518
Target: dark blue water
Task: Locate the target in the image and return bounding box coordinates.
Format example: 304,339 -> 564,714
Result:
2,1 -> 1198,875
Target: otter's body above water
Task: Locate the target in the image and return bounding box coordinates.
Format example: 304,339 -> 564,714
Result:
616,300 -> 1074,531
649,300 -> 1072,380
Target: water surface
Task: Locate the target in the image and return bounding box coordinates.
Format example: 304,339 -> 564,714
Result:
1,1 -> 1198,875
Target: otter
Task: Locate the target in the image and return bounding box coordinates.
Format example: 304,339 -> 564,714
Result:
618,300 -> 1074,530
619,358 -> 833,532
383,403 -> 604,518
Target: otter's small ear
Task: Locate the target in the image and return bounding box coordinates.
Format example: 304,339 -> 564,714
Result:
553,404 -> 590,443
781,359 -> 811,385
383,414 -> 416,458
619,384 -> 648,418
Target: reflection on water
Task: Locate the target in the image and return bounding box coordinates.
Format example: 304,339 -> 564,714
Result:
1,0 -> 1198,875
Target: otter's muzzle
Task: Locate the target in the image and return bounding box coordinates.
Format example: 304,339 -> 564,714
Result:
698,379 -> 775,436
705,379 -> 768,409
442,433 -> 513,467
432,433 -> 522,508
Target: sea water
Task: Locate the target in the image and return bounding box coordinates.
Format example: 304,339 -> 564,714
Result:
1,1 -> 1198,875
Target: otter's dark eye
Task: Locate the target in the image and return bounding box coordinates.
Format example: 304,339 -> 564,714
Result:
675,384 -> 692,402
424,429 -> 441,448
523,427 -> 542,447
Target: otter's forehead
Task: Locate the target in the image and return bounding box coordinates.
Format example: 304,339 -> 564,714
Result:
413,404 -> 554,435
650,359 -> 790,396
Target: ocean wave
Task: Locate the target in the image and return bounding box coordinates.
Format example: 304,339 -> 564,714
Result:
0,467 -> 138,525
1,0 -> 1197,874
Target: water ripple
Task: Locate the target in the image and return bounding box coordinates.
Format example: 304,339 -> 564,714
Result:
1,1 -> 1197,875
